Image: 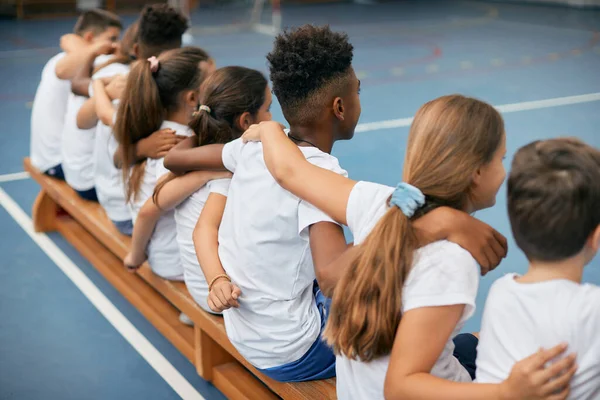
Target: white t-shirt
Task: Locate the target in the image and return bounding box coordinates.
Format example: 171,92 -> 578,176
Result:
129,120 -> 191,280
92,63 -> 131,222
336,181 -> 479,400
218,138 -> 348,369
30,52 -> 70,172
62,54 -> 114,191
174,178 -> 230,313
476,274 -> 600,400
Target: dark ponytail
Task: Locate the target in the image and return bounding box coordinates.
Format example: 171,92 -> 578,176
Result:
153,66 -> 268,209
113,46 -> 212,202
189,66 -> 268,145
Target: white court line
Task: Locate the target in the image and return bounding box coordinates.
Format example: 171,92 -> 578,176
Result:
355,92 -> 600,133
0,171 -> 30,183
0,47 -> 59,59
0,187 -> 205,400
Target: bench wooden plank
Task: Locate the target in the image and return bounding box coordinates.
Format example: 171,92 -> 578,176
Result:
213,363 -> 279,400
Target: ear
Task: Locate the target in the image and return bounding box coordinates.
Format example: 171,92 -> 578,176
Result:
471,166 -> 483,187
332,97 -> 345,121
588,225 -> 600,253
133,43 -> 140,59
184,90 -> 198,110
83,31 -> 94,42
237,111 -> 253,131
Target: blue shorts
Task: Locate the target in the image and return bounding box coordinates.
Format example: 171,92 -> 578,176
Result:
256,283 -> 336,382
112,219 -> 133,236
76,187 -> 98,202
453,333 -> 478,380
43,164 -> 65,181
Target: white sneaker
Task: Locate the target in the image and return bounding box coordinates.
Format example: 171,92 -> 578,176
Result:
179,313 -> 194,326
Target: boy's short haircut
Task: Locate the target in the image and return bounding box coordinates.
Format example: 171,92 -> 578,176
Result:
138,4 -> 188,55
73,9 -> 122,35
508,138 -> 600,261
266,24 -> 354,125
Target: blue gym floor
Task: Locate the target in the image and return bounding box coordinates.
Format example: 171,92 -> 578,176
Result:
1,1 -> 599,399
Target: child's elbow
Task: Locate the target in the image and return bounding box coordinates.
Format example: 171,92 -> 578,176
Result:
138,202 -> 160,220
270,163 -> 295,189
315,270 -> 335,298
383,376 -> 406,400
163,153 -> 176,172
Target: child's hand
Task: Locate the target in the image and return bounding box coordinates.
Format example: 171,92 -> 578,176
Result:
208,280 -> 242,313
414,207 -> 508,275
124,251 -> 146,273
137,129 -> 186,159
499,343 -> 576,400
242,121 -> 286,143
91,40 -> 117,57
105,74 -> 127,101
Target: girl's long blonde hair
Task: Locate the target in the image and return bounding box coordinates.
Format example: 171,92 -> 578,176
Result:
324,94 -> 505,361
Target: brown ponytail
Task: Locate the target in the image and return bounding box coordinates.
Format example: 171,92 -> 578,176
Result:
324,94 -> 505,361
152,66 -> 267,209
113,46 -> 211,202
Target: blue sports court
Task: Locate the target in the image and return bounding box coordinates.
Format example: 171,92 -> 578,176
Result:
0,1 -> 599,398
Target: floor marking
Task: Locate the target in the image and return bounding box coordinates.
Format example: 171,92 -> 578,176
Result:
522,55 -> 533,65
0,171 -> 30,183
426,64 -> 439,73
548,53 -> 560,60
355,92 -> 600,133
0,188 -> 205,400
491,58 -> 505,67
390,67 -> 404,76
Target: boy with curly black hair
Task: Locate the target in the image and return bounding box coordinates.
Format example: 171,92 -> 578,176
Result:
136,3 -> 189,59
162,24 -> 359,382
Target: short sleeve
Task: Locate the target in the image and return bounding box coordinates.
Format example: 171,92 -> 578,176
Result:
207,178 -> 231,197
222,138 -> 244,173
346,181 -> 394,243
297,153 -> 349,238
403,242 -> 480,322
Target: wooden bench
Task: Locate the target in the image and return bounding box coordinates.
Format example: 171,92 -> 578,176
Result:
24,157 -> 337,400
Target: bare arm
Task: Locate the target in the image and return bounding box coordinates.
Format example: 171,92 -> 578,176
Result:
194,193 -> 241,312
243,122 -> 357,225
308,222 -> 351,297
154,171 -> 232,211
60,34 -> 87,53
384,307 -> 575,400
113,129 -> 184,168
93,79 -> 116,127
76,97 -> 98,130
163,137 -> 227,175
244,122 -> 508,271
124,197 -> 162,270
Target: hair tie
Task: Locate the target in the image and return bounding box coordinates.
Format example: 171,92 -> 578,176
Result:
199,105 -> 211,113
390,182 -> 425,217
147,56 -> 159,73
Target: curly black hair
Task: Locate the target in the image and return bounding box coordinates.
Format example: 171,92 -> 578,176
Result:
267,25 -> 354,124
138,4 -> 188,51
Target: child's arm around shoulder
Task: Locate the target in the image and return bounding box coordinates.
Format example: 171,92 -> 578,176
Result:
163,136 -> 230,175
243,121 -> 357,226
